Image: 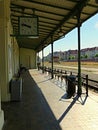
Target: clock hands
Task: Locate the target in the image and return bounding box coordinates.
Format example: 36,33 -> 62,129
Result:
21,23 -> 31,28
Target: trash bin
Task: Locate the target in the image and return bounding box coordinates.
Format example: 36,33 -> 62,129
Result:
66,75 -> 76,98
10,77 -> 22,101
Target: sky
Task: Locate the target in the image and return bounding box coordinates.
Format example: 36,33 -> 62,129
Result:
39,13 -> 98,57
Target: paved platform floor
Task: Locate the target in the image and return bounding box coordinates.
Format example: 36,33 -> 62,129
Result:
2,69 -> 98,130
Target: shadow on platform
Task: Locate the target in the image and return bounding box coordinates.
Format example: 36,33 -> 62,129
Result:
58,91 -> 88,123
2,71 -> 62,130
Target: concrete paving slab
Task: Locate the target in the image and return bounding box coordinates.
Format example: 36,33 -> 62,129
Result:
31,69 -> 98,130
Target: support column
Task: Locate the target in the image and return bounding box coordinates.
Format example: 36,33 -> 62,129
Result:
38,52 -> 39,62
37,52 -> 40,70
77,10 -> 82,95
51,36 -> 54,79
42,48 -> 44,73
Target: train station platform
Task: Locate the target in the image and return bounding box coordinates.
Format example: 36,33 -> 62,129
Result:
2,69 -> 98,130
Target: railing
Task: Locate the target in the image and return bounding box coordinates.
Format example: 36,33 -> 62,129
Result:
39,66 -> 98,96
86,78 -> 98,90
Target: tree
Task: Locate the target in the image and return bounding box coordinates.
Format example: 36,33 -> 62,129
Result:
68,55 -> 75,60
68,56 -> 71,60
72,56 -> 75,60
95,53 -> 98,58
84,54 -> 88,59
81,55 -> 84,59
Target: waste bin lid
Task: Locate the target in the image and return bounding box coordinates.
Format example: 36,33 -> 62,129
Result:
67,75 -> 76,81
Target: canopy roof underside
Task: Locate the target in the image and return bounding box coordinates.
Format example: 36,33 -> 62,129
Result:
10,0 -> 98,51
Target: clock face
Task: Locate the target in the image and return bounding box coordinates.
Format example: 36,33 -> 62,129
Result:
19,16 -> 38,36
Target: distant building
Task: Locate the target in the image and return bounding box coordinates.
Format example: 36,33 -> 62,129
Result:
44,46 -> 98,62
53,56 -> 59,62
67,50 -> 78,61
81,47 -> 98,60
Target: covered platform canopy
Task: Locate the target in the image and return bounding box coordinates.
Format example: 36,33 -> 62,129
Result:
10,0 -> 98,52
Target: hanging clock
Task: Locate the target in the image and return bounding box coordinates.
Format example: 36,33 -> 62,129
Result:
19,16 -> 38,36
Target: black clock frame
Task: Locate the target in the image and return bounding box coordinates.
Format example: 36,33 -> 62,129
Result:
18,16 -> 39,37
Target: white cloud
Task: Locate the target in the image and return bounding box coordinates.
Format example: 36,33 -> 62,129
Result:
95,22 -> 98,29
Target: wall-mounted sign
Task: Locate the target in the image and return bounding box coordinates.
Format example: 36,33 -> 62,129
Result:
19,16 -> 38,36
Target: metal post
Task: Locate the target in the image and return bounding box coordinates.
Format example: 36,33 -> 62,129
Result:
86,75 -> 88,96
38,52 -> 39,62
37,52 -> 40,71
51,36 -> 54,79
77,11 -> 82,96
42,48 -> 44,73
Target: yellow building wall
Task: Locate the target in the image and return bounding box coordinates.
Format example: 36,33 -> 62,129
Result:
0,89 -> 4,130
20,48 -> 36,69
8,38 -> 19,81
0,0 -> 10,129
10,37 -> 19,77
0,1 -> 19,129
0,4 -> 19,102
0,1 -> 37,129
0,0 -> 20,129
0,0 -> 10,102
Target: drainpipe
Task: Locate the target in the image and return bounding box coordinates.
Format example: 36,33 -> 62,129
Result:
77,9 -> 82,95
51,36 -> 54,79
